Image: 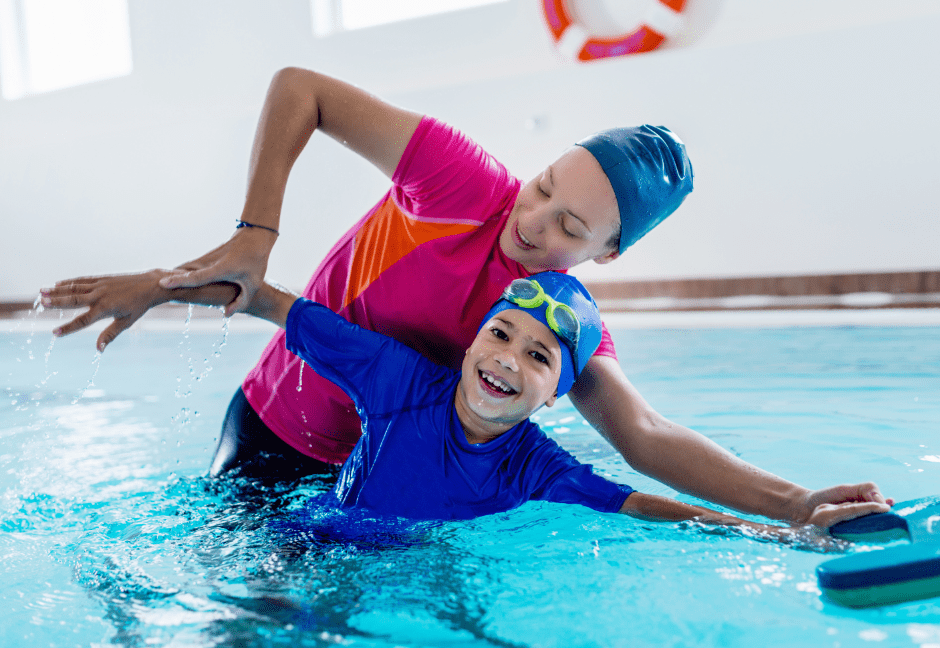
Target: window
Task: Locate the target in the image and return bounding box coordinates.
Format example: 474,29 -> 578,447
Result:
311,0 -> 508,36
0,0 -> 132,100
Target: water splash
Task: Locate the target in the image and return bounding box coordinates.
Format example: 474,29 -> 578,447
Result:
24,334 -> 35,361
172,406 -> 191,433
44,335 -> 55,368
193,312 -> 231,383
176,305 -> 196,399
72,351 -> 103,404
214,312 -> 230,358
17,296 -> 47,361
37,336 -> 59,388
297,359 -> 305,392
175,307 -> 232,399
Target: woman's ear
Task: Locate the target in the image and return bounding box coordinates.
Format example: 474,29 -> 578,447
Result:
592,249 -> 620,265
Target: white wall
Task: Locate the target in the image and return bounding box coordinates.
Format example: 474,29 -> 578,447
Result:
2,0 -> 939,300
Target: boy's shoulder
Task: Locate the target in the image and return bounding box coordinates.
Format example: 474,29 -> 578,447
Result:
498,417 -> 569,458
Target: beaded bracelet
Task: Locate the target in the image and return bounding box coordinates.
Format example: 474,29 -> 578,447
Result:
235,220 -> 280,236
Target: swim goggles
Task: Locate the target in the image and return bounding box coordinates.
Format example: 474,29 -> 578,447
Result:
500,278 -> 581,360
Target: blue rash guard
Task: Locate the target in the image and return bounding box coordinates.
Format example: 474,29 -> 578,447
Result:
285,298 -> 633,521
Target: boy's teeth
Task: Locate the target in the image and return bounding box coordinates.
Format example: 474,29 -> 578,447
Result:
483,372 -> 513,394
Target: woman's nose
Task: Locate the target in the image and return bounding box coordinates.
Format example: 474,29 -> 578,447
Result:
529,206 -> 550,233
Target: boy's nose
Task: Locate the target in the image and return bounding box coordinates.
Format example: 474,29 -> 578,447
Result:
494,350 -> 519,372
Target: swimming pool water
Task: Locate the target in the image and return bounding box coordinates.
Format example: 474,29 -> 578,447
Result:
3,316 -> 939,647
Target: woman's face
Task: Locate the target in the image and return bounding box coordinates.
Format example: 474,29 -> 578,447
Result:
499,146 -> 620,272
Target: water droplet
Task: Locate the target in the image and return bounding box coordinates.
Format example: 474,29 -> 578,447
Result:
72,351 -> 103,404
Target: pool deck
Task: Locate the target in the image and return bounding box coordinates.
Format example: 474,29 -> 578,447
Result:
5,303 -> 940,333
5,270 -> 940,331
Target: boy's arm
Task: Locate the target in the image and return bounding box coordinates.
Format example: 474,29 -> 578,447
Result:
41,271 -> 299,350
620,491 -> 888,540
41,269 -> 240,351
242,281 -> 299,329
570,355 -> 892,525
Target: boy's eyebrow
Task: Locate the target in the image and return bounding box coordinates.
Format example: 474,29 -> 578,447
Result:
531,338 -> 556,358
494,316 -> 515,331
548,167 -> 590,232
494,316 -> 558,360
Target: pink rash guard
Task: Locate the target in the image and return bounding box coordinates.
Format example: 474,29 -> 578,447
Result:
242,117 -> 618,464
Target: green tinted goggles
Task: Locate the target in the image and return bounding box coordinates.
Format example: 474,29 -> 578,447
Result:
500,278 -> 581,358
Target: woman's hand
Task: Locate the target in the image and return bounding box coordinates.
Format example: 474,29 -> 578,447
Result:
41,269 -> 173,352
774,499 -> 892,550
801,499 -> 891,530
792,483 -> 893,524
159,226 -> 275,316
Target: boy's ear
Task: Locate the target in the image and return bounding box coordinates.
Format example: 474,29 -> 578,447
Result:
544,392 -> 558,408
592,249 -> 620,266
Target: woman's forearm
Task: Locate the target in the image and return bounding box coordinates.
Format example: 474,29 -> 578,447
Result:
240,68 -> 322,232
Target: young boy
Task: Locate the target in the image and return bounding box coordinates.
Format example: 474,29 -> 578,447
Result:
244,270 -> 884,533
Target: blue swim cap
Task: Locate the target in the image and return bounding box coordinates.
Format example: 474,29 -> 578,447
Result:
480,272 -> 602,398
576,125 -> 693,253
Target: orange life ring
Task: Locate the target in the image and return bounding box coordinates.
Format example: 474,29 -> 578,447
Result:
542,0 -> 687,61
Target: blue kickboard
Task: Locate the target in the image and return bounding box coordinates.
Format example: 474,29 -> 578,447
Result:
817,544 -> 940,608
819,496 -> 940,607
829,496 -> 940,543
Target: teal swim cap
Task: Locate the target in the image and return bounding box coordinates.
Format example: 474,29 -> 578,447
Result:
576,125 -> 693,253
480,272 -> 602,397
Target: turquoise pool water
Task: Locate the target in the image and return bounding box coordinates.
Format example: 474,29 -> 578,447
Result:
3,315 -> 939,647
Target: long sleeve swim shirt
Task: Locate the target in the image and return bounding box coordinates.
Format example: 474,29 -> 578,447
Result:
285,298 -> 633,520
243,117 -> 618,465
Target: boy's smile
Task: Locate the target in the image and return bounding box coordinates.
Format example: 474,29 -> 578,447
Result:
479,368 -> 518,397
455,309 -> 563,444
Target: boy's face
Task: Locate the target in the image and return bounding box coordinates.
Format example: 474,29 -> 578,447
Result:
455,309 -> 563,439
499,146 -> 621,272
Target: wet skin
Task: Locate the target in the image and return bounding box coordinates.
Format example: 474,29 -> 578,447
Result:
454,310 -> 563,445
498,146 -> 621,272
